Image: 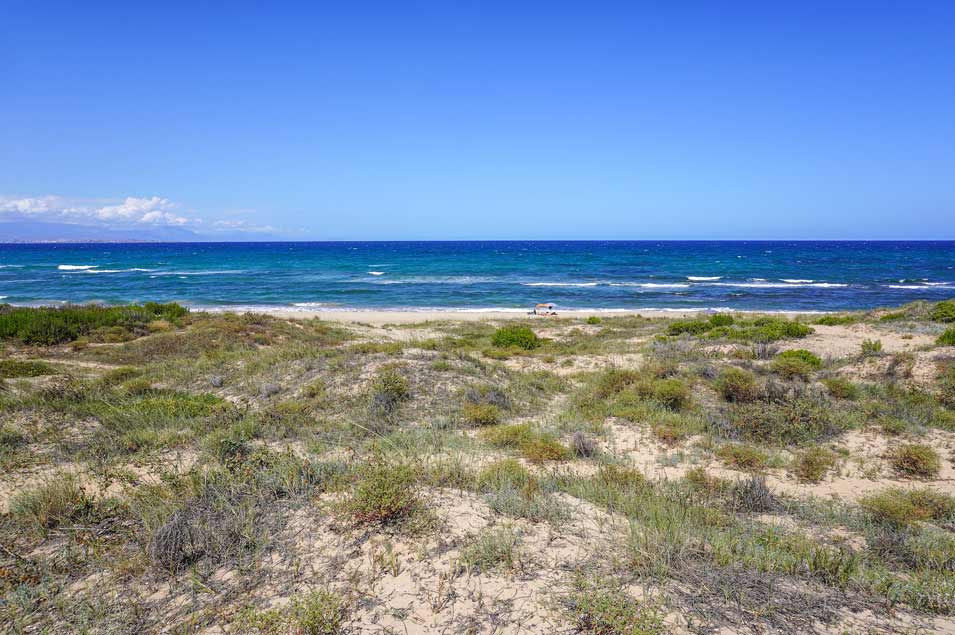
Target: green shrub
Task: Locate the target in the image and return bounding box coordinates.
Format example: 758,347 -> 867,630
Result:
722,397 -> 841,445
477,458 -> 533,491
814,315 -> 857,326
346,462 -> 418,526
716,444 -> 768,471
771,357 -> 815,381
456,526 -> 522,574
491,325 -> 540,350
889,443 -> 941,478
938,366 -> 955,409
938,328 -> 955,347
585,316 -> 602,325
714,367 -> 759,402
709,313 -> 735,327
776,349 -> 822,369
792,447 -> 838,482
481,424 -> 570,462
930,300 -> 955,323
667,320 -> 709,336
645,378 -> 691,410
860,487 -> 955,525
0,359 -> 56,378
822,377 -> 859,400
461,402 -> 502,426
368,368 -> 410,416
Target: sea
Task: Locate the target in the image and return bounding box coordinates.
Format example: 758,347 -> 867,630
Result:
1,241 -> 953,313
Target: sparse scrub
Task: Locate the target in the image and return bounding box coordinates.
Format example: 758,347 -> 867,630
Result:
822,377 -> 859,400
731,474 -> 777,512
368,368 -> 411,417
481,424 -> 570,462
10,474 -> 101,530
571,431 -> 598,457
860,487 -> 955,525
565,579 -> 665,635
938,328 -> 955,347
456,526 -> 522,574
460,402 -> 502,426
346,461 -> 419,526
716,444 -> 768,471
861,338 -> 883,356
0,359 -> 56,378
0,302 -> 188,344
236,589 -> 350,635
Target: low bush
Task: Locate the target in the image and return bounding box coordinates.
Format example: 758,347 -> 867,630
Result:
477,458 -> 533,492
456,526 -> 522,574
930,300 -> 955,323
571,431 -> 597,457
460,402 -> 502,426
717,396 -> 842,446
714,367 -> 760,402
709,313 -> 735,327
667,320 -> 709,336
0,359 -> 56,378
814,315 -> 857,326
585,316 -> 602,325
889,443 -> 941,478
822,377 -> 859,400
772,356 -> 817,381
776,349 -> 822,369
860,487 -> 955,525
644,378 -> 691,410
482,424 -> 570,462
491,325 -> 540,350
938,366 -> 955,408
368,368 -> 410,416
716,444 -> 768,471
938,328 -> 955,347
237,589 -> 350,635
791,446 -> 838,482
732,474 -> 777,512
346,462 -> 418,526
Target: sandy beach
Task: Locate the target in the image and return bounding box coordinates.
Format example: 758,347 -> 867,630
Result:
206,307 -> 822,325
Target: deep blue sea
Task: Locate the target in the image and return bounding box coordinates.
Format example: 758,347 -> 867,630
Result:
1,241 -> 954,312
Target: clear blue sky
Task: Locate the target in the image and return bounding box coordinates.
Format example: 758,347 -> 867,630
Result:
2,2 -> 954,239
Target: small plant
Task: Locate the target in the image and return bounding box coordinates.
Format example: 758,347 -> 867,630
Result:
792,446 -> 838,482
771,352 -> 819,380
238,589 -> 350,635
368,368 -> 410,416
889,443 -> 941,478
647,378 -> 691,410
716,444 -> 768,471
571,431 -> 597,457
477,458 -> 533,491
861,338 -> 884,356
714,367 -> 759,402
456,526 -> 522,574
481,424 -> 570,462
938,328 -> 955,347
585,316 -> 602,325
565,579 -> 665,635
930,299 -> 955,323
346,461 -> 419,526
491,325 -> 540,350
822,377 -> 859,400
667,319 -> 710,336
776,348 -> 822,368
709,313 -> 734,327
731,474 -> 777,512
860,487 -> 955,525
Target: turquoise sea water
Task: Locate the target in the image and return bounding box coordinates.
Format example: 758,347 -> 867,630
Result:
1,241 -> 954,312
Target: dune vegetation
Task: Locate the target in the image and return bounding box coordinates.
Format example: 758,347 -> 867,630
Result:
2,300 -> 955,633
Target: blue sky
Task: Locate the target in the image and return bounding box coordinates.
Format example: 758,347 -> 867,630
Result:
1,2 -> 954,240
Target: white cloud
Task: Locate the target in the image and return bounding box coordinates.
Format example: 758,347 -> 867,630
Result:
0,194 -> 196,227
213,219 -> 276,233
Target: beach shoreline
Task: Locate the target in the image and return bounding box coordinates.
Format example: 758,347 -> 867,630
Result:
200,306 -> 827,325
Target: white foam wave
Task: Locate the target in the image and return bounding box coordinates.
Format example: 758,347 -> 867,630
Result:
886,284 -> 955,290
151,269 -> 248,276
0,296 -> 7,300
523,282 -> 599,287
781,279 -> 814,283
368,271 -> 385,276
707,282 -> 848,289
608,282 -> 690,289
687,276 -> 721,281
58,264 -> 97,270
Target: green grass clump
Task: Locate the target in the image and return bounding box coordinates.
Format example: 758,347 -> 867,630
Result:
930,300 -> 955,323
722,397 -> 841,446
938,328 -> 955,347
772,351 -> 821,380
566,579 -> 665,635
667,319 -> 710,336
644,378 -> 691,411
814,315 -> 857,326
791,446 -> 838,482
714,367 -> 759,402
0,359 -> 56,378
368,368 -> 411,416
346,462 -> 419,526
237,589 -> 350,635
0,302 -> 188,344
709,313 -> 734,327
481,424 -> 570,462
889,443 -> 942,478
822,377 -> 859,400
456,526 -> 522,574
491,325 -> 540,350
9,474 -> 101,530
860,487 -> 955,525
585,316 -> 602,325
477,458 -> 533,491
861,338 -> 883,356
776,349 -> 822,369
715,444 -> 768,471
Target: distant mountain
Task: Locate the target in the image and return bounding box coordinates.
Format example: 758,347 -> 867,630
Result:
0,219 -> 276,242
